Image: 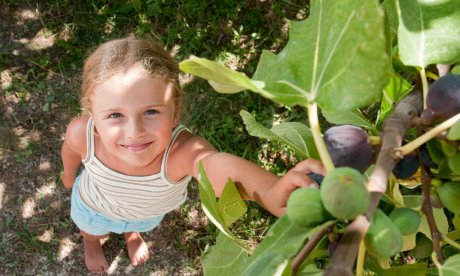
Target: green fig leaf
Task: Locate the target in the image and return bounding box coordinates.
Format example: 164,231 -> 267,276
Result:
179,56 -> 267,95
240,110 -> 319,159
201,232 -> 249,275
253,0 -> 390,111
218,178 -> 247,226
197,161 -> 246,247
447,119 -> 460,140
420,207 -> 449,240
298,264 -> 325,275
397,0 -> 460,67
377,73 -> 413,128
439,254 -> 460,276
386,263 -> 428,276
242,216 -> 332,276
448,153 -> 460,174
321,109 -> 378,134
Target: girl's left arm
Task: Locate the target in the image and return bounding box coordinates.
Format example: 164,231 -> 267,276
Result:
177,134 -> 325,217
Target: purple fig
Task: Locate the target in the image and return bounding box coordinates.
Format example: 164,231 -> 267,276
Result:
421,74 -> 460,124
392,152 -> 420,179
324,125 -> 374,173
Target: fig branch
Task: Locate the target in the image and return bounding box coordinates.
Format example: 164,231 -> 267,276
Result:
291,226 -> 332,275
324,86 -> 423,276
420,162 -> 444,264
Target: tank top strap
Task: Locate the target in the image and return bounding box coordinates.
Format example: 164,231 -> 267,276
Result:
160,124 -> 189,182
82,117 -> 95,164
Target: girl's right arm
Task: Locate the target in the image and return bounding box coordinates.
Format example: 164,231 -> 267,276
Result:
61,116 -> 88,191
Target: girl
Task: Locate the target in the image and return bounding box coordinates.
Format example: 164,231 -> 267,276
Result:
61,37 -> 325,274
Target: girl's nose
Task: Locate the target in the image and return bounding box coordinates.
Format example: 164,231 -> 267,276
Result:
126,118 -> 145,139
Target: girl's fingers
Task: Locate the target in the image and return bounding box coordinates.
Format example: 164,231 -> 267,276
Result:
293,158 -> 327,176
282,170 -> 320,191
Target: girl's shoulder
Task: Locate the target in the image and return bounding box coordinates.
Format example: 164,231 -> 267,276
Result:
167,130 -> 218,178
64,115 -> 90,157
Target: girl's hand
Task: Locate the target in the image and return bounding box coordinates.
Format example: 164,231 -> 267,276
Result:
262,159 -> 326,217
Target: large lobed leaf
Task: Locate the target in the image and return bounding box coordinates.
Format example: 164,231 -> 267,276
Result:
201,233 -> 249,276
253,0 -> 391,111
179,0 -> 391,112
240,110 -> 319,159
439,254 -> 460,276
241,215 -> 312,275
397,0 -> 460,67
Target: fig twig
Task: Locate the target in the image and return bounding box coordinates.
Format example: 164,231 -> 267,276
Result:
324,85 -> 423,276
443,234 -> 460,250
420,68 -> 429,110
420,162 -> 444,264
394,112 -> 460,156
307,102 -> 335,172
356,239 -> 366,276
291,226 -> 332,275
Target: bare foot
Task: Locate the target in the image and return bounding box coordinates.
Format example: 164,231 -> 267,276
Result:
124,232 -> 149,266
81,232 -> 109,274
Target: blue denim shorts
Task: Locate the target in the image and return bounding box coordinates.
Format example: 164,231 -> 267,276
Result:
70,174 -> 164,236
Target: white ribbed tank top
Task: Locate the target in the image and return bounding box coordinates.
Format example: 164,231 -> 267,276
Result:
78,118 -> 192,220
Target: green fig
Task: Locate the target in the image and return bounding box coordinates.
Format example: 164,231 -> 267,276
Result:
437,181 -> 460,214
365,209 -> 403,258
389,207 -> 421,235
320,167 -> 369,220
287,188 -> 331,228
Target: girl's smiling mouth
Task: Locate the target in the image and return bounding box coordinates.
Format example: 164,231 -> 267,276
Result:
121,142 -> 152,152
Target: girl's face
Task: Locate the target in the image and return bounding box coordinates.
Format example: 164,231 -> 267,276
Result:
90,64 -> 179,169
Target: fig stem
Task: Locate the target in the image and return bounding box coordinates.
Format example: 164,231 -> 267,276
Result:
368,135 -> 381,145
426,70 -> 439,80
420,67 -> 428,110
442,234 -> 460,251
431,252 -> 442,270
307,102 -> 335,172
394,112 -> 460,156
356,240 -> 366,276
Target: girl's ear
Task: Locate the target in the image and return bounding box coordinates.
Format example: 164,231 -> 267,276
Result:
173,104 -> 181,127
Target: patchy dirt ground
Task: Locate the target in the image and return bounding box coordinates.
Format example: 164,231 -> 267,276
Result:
0,2 -> 211,275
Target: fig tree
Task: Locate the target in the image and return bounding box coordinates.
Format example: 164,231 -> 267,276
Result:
436,181 -> 460,214
324,125 -> 374,173
287,187 -> 332,228
365,209 -> 403,258
421,74 -> 460,124
389,207 -> 421,235
320,167 -> 369,220
392,152 -> 420,179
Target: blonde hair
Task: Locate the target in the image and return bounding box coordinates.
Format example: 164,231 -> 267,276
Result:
81,37 -> 181,111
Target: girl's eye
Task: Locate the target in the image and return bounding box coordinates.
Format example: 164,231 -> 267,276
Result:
145,109 -> 158,115
109,112 -> 123,119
